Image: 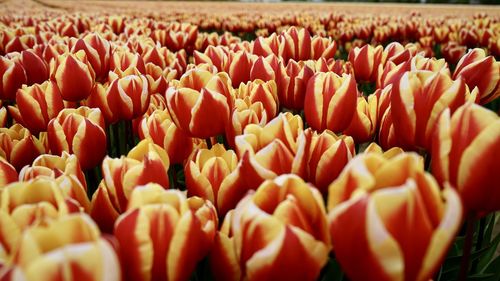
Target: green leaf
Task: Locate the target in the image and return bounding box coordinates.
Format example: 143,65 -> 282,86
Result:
477,232 -> 500,272
320,258 -> 344,281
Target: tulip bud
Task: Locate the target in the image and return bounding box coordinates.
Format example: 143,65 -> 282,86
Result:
343,95 -> 378,143
218,113 -> 303,216
0,56 -> 26,101
0,124 -> 46,170
441,42 -> 466,65
225,98 -> 267,148
227,50 -> 256,87
12,81 -> 64,134
8,214 -> 121,281
0,156 -> 17,188
348,44 -> 383,83
276,60 -> 315,110
138,109 -> 194,165
304,72 -> 358,133
328,152 -> 462,281
12,50 -> 49,85
390,70 -> 470,150
0,178 -> 80,229
452,48 -> 500,105
71,33 -> 111,80
236,79 -> 278,119
106,74 -> 150,121
50,50 -> 95,102
110,48 -> 146,74
114,184 -> 217,281
165,69 -> 233,138
19,152 -> 89,211
232,174 -> 330,281
90,140 -> 170,233
432,103 -> 500,213
209,211 -> 241,281
185,144 -> 238,207
47,106 -> 107,170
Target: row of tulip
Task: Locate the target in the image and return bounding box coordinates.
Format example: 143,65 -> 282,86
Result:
1,2 -> 500,281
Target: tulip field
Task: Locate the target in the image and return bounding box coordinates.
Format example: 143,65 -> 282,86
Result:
1,0 -> 500,280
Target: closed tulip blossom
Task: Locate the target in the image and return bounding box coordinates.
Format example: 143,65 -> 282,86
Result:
432,102 -> 500,213
185,144 -> 238,208
50,50 -> 95,102
138,109 -> 194,165
304,72 -> 358,133
0,124 -> 47,170
9,81 -> 64,134
348,44 -> 384,83
328,152 -> 463,281
0,156 -> 17,188
114,184 -> 217,281
166,68 -> 233,138
47,106 -> 107,170
106,73 -> 150,121
231,174 -> 330,281
390,70 -> 471,151
452,48 -> 500,105
3,214 -> 121,281
0,56 -> 26,101
90,139 -> 170,233
236,79 -> 279,119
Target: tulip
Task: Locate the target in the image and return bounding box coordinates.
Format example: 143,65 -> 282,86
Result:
138,109 -> 194,165
18,152 -> 89,211
452,48 -> 500,105
390,70 -> 470,151
47,106 -> 107,170
0,104 -> 6,128
6,214 -> 121,281
71,33 -> 111,80
280,27 -> 312,62
292,128 -> 355,194
328,153 -> 463,281
0,156 -> 17,188
0,56 -> 26,101
90,139 -> 170,233
106,74 -> 150,121
11,50 -> 49,85
432,102 -> 500,213
185,144 -> 238,207
227,50 -> 256,87
275,60 -> 315,110
441,42 -> 466,65
225,97 -> 268,148
249,55 -> 279,82
110,48 -> 146,74
9,81 -> 64,134
311,36 -> 337,60
50,50 -> 95,102
304,72 -> 358,133
217,113 -> 303,216
165,69 -> 233,138
348,44 -> 383,83
0,178 -> 82,229
209,210 -> 241,281
0,124 -> 46,170
232,174 -> 330,281
343,95 -> 378,143
236,79 -> 278,119
114,184 -> 217,281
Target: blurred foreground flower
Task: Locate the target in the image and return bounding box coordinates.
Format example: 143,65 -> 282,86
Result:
328,153 -> 463,281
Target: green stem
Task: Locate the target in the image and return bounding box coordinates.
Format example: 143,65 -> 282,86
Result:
112,122 -> 120,157
472,216 -> 487,273
458,214 -> 476,281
